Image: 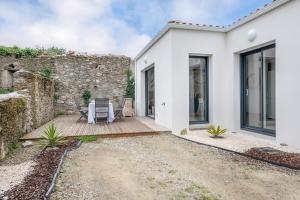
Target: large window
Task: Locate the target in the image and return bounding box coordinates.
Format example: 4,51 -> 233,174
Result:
145,67 -> 155,118
241,44 -> 276,135
189,56 -> 209,124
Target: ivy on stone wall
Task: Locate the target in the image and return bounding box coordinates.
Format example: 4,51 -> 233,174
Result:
0,46 -> 66,58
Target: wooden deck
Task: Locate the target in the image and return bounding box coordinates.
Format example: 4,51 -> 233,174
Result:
21,115 -> 170,140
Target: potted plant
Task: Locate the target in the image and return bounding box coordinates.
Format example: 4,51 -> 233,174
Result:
82,90 -> 91,106
124,67 -> 135,117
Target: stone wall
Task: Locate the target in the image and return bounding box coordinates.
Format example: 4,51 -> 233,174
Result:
0,92 -> 31,159
13,70 -> 54,128
0,55 -> 131,114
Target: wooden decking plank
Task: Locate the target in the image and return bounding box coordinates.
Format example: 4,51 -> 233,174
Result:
21,115 -> 163,140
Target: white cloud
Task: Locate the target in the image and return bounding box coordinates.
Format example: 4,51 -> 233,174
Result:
0,0 -> 266,57
0,0 -> 151,57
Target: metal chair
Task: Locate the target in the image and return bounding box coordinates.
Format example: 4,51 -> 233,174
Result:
75,100 -> 88,122
95,98 -> 109,123
114,97 -> 125,120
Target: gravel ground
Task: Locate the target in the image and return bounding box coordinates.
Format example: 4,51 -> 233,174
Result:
0,161 -> 35,196
178,130 -> 300,153
51,134 -> 300,200
0,143 -> 40,198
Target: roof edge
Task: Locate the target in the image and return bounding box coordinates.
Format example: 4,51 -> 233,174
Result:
134,0 -> 293,61
227,0 -> 292,31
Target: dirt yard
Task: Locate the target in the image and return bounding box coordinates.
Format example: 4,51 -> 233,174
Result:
51,134 -> 300,200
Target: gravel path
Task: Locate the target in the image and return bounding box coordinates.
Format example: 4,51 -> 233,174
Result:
0,144 -> 40,198
51,134 -> 300,200
0,161 -> 35,196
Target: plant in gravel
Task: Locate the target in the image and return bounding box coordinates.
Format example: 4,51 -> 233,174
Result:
207,125 -> 226,138
180,128 -> 187,135
78,135 -> 97,143
39,124 -> 66,150
7,141 -> 21,153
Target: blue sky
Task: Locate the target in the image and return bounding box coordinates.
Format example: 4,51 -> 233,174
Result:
0,0 -> 272,57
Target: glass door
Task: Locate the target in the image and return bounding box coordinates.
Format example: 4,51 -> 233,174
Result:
241,45 -> 276,135
189,56 -> 209,124
145,67 -> 155,118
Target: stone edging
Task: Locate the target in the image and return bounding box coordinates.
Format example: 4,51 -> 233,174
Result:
43,141 -> 82,200
172,134 -> 300,170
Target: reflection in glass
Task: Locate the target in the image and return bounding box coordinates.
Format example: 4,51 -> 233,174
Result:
146,68 -> 155,118
189,57 -> 208,123
243,46 -> 276,132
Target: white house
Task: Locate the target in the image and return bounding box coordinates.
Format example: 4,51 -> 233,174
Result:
134,0 -> 300,149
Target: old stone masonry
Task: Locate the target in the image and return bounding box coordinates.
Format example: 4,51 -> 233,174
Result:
0,54 -> 131,114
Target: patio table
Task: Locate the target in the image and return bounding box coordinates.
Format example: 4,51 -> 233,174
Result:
88,100 -> 115,124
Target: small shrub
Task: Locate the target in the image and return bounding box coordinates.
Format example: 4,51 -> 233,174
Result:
82,90 -> 91,106
0,46 -> 39,58
125,67 -> 135,99
78,135 -> 97,143
40,67 -> 53,79
54,94 -> 59,101
207,125 -> 226,138
8,141 -> 21,154
39,124 -> 66,150
0,88 -> 14,94
55,111 -> 65,116
180,128 -> 188,135
43,46 -> 66,56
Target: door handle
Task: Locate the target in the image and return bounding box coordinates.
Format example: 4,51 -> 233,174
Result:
246,89 -> 249,96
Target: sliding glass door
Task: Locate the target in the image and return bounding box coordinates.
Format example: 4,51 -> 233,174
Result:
145,67 -> 155,118
189,56 -> 209,124
241,45 -> 276,135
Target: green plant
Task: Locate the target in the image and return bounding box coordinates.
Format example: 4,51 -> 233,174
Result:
39,124 -> 66,150
7,141 -> 21,154
38,46 -> 66,56
125,67 -> 135,99
40,67 -> 53,79
207,125 -> 227,138
0,46 -> 39,58
0,88 -> 14,94
78,135 -> 97,143
180,128 -> 187,135
82,90 -> 91,106
54,94 -> 59,101
55,111 -> 65,116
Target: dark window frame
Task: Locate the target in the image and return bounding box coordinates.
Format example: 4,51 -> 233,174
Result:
189,56 -> 209,124
240,44 -> 276,136
145,66 -> 155,119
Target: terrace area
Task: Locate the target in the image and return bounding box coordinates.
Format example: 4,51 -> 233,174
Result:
21,115 -> 170,140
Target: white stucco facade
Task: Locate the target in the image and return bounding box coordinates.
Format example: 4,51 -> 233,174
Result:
135,0 -> 300,149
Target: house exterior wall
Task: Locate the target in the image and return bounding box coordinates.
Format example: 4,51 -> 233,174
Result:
171,30 -> 226,132
226,0 -> 300,148
135,0 -> 300,149
135,31 -> 173,129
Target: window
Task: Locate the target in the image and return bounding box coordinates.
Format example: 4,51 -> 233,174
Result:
145,67 -> 155,118
241,44 -> 276,135
189,56 -> 209,124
